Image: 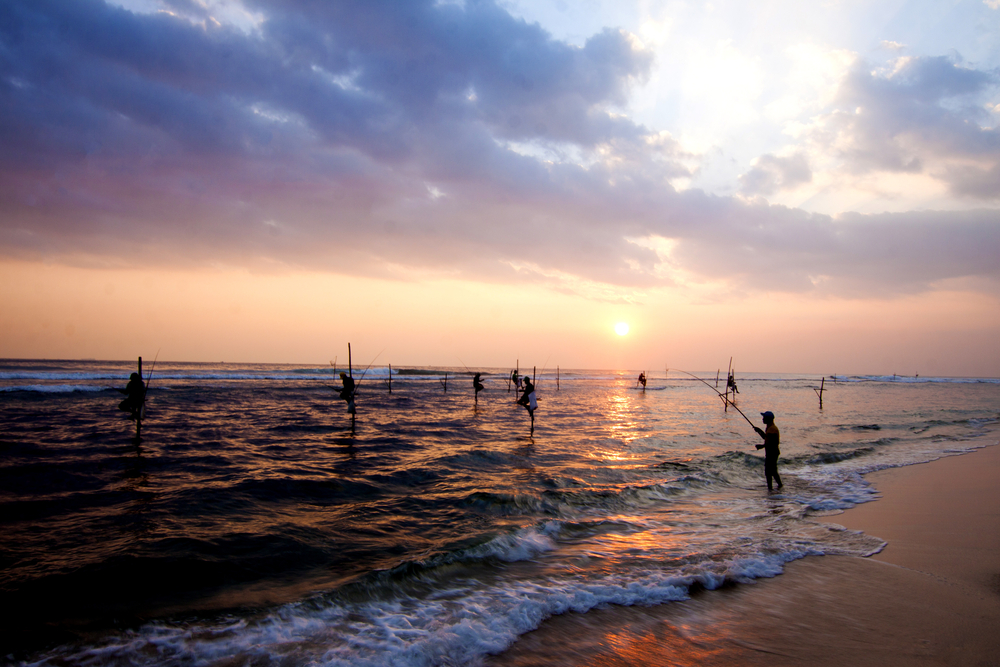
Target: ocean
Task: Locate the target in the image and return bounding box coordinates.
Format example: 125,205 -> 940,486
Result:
1,359 -> 998,666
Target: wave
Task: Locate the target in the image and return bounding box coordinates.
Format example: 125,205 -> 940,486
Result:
0,384 -> 110,393
826,374 -> 1000,384
27,515 -> 884,667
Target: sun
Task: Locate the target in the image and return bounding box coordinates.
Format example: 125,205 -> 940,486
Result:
614,322 -> 630,336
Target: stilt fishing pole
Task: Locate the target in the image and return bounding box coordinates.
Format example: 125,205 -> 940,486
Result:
674,369 -> 756,430
141,349 -> 159,419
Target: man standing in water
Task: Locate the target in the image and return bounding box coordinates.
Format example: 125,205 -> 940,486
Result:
753,411 -> 782,491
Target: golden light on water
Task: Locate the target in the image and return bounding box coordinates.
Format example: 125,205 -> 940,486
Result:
614,322 -> 630,336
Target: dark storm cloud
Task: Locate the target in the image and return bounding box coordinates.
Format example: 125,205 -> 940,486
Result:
0,0 -> 998,298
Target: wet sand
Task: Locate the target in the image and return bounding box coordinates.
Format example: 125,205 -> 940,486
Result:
490,443 -> 1000,666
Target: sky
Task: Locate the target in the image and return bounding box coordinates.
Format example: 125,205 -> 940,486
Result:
1,0 -> 999,375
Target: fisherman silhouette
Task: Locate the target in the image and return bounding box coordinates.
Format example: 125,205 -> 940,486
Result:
517,376 -> 536,409
753,411 -> 782,491
338,372 -> 357,414
727,371 -> 739,394
638,372 -> 646,389
117,372 -> 145,419
473,372 -> 484,403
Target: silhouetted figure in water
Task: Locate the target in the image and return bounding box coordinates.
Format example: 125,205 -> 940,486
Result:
517,375 -> 537,433
727,371 -> 739,394
638,372 -> 646,390
338,372 -> 356,414
473,372 -> 484,404
117,372 -> 145,420
753,411 -> 782,491
517,376 -> 537,410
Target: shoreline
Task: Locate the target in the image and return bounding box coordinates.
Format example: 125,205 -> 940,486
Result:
489,444 -> 1000,666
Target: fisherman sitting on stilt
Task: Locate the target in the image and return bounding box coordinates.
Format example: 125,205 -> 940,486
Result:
473,372 -> 484,403
117,372 -> 145,420
337,372 -> 357,414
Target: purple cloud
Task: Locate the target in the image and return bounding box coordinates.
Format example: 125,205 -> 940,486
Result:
0,0 -> 998,299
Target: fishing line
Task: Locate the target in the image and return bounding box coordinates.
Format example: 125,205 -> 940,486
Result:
673,368 -> 756,430
354,348 -> 386,390
143,349 -> 159,402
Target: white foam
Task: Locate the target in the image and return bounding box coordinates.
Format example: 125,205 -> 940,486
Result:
0,384 -> 108,393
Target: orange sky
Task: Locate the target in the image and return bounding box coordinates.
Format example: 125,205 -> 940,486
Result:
3,261 -> 996,376
1,1 -> 999,376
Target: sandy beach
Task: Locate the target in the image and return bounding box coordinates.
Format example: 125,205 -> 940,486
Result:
490,443 -> 1000,667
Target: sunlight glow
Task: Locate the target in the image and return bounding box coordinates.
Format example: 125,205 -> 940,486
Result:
615,322 -> 630,336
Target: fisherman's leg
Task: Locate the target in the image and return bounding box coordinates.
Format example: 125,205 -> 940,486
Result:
766,454 -> 781,490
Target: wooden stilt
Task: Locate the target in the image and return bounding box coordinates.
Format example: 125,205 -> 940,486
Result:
557,366 -> 560,390
814,377 -> 825,409
347,343 -> 356,419
135,356 -> 143,441
387,363 -> 392,394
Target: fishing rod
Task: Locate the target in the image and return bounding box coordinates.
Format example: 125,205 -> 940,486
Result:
353,347 -> 386,390
536,355 -> 551,386
142,349 -> 159,402
674,368 -> 756,430
139,349 -> 159,422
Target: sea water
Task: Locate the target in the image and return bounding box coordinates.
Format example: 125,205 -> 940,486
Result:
1,360 -> 997,666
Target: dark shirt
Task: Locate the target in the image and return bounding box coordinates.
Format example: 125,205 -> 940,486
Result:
518,379 -> 535,405
339,377 -> 356,401
125,377 -> 145,400
760,423 -> 779,455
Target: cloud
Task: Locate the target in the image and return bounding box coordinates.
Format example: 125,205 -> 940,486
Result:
738,153 -> 812,196
805,55 -> 1000,197
657,200 -> 1000,297
0,0 -> 998,302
